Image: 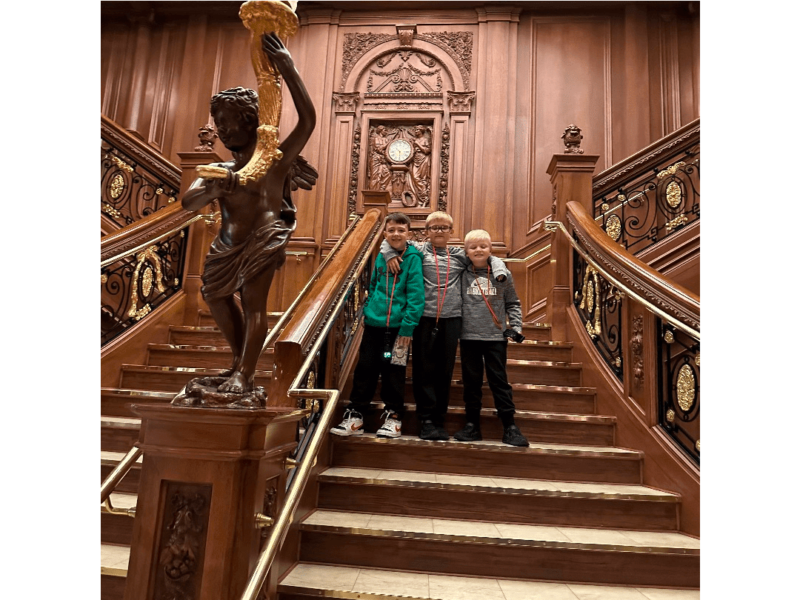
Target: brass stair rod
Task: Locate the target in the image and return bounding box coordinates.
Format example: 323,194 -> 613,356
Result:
100,445 -> 143,504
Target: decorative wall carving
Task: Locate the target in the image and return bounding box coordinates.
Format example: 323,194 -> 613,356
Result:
341,30 -> 473,91
367,123 -> 432,208
447,90 -> 475,114
397,24 -> 416,47
439,123 -> 450,212
347,123 -> 361,218
341,33 -> 396,90
416,32 -> 473,88
366,50 -> 443,94
194,124 -> 217,152
562,124 -> 585,154
333,92 -> 360,113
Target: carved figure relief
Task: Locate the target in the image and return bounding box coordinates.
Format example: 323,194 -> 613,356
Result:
631,314 -> 644,388
367,123 -> 432,207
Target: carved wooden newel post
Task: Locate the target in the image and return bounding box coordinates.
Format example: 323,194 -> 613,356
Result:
546,126 -> 599,340
123,405 -> 301,600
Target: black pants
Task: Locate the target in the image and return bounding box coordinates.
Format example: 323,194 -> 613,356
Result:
459,339 -> 516,428
412,316 -> 461,426
348,325 -> 406,417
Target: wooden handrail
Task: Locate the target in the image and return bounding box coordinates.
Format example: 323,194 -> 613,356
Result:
564,201 -> 699,334
592,118 -> 700,197
101,115 -> 182,188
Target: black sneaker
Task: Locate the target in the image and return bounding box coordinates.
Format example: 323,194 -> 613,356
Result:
454,422 -> 482,442
502,424 -> 529,447
419,420 -> 439,440
434,426 -> 450,441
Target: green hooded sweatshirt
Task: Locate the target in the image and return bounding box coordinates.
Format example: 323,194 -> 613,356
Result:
362,242 -> 425,337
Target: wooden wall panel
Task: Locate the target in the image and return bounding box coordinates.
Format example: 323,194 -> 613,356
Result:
531,18 -> 611,229
101,2 -> 700,315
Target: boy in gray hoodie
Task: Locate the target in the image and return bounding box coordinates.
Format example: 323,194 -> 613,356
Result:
455,229 -> 529,447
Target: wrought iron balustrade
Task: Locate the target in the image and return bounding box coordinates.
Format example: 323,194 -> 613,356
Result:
657,320 -> 700,464
101,229 -> 188,345
593,120 -> 700,255
572,247 -> 623,381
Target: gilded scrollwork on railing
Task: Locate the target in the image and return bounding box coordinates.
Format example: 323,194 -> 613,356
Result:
573,248 -> 623,381
101,141 -> 180,230
658,320 -> 700,464
101,228 -> 188,345
595,149 -> 699,254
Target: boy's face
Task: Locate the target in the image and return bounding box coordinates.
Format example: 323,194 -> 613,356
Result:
426,217 -> 453,248
384,220 -> 409,251
465,238 -> 492,267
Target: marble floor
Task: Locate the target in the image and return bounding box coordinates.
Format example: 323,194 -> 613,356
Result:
280,563 -> 700,600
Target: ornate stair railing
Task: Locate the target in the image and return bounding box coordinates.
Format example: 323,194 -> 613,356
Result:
547,202 -> 699,463
592,118 -> 700,255
101,115 -> 182,231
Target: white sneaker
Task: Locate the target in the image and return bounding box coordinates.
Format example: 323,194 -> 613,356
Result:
331,409 -> 364,436
376,410 -> 402,438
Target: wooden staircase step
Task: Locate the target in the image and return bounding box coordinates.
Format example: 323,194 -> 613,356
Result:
353,403 -> 614,446
169,325 -> 229,347
406,357 -> 583,386
521,322 -> 552,342
198,309 -> 282,328
332,434 -> 642,484
118,365 -> 271,392
278,563 -> 701,599
298,510 -> 699,588
101,388 -> 173,418
146,344 -> 274,371
101,543 -> 129,599
387,381 -> 596,414
317,467 -> 679,531
101,493 -> 137,546
101,416 -> 140,453
505,339 -> 573,361
101,451 -> 141,494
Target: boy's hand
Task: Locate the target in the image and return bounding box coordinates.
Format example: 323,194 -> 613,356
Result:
396,336 -> 412,348
386,256 -> 402,274
205,169 -> 238,197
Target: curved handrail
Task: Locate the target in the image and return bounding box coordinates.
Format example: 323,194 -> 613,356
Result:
101,115 -> 182,187
547,201 -> 699,339
240,210 -> 386,600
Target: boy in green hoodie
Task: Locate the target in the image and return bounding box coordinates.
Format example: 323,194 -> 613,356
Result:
331,213 -> 425,438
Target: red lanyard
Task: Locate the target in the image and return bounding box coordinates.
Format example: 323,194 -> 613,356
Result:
433,247 -> 451,324
385,247 -> 407,328
472,264 -> 503,330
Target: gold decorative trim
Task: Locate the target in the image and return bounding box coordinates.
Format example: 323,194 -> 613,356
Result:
666,409 -> 675,423
676,364 -> 696,411
657,160 -> 686,179
579,265 -> 602,337
128,246 -> 166,318
102,203 -> 122,219
614,356 -> 621,368
666,181 -> 682,208
306,370 -> 316,389
109,174 -> 126,199
605,214 -> 622,241
695,354 -> 700,367
111,155 -> 134,173
601,203 -> 610,212
664,330 -> 674,343
101,274 -> 108,284
695,440 -> 700,451
665,213 -> 688,231
142,267 -> 154,297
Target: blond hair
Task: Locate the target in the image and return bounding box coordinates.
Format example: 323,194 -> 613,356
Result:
425,211 -> 453,227
464,229 -> 491,244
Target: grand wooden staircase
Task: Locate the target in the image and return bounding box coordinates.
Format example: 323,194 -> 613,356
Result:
101,312 -> 699,599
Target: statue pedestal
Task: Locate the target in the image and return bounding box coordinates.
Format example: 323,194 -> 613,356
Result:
122,403 -> 302,600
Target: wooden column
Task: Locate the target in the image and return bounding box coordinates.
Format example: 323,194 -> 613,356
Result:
123,404 -> 301,600
545,153 -> 599,340
177,151 -> 223,325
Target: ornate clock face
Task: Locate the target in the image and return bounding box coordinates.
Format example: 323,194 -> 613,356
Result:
387,139 -> 412,164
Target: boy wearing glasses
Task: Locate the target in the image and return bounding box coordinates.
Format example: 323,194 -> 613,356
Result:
332,213 -> 425,438
382,212 -> 508,441
456,229 -> 529,446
